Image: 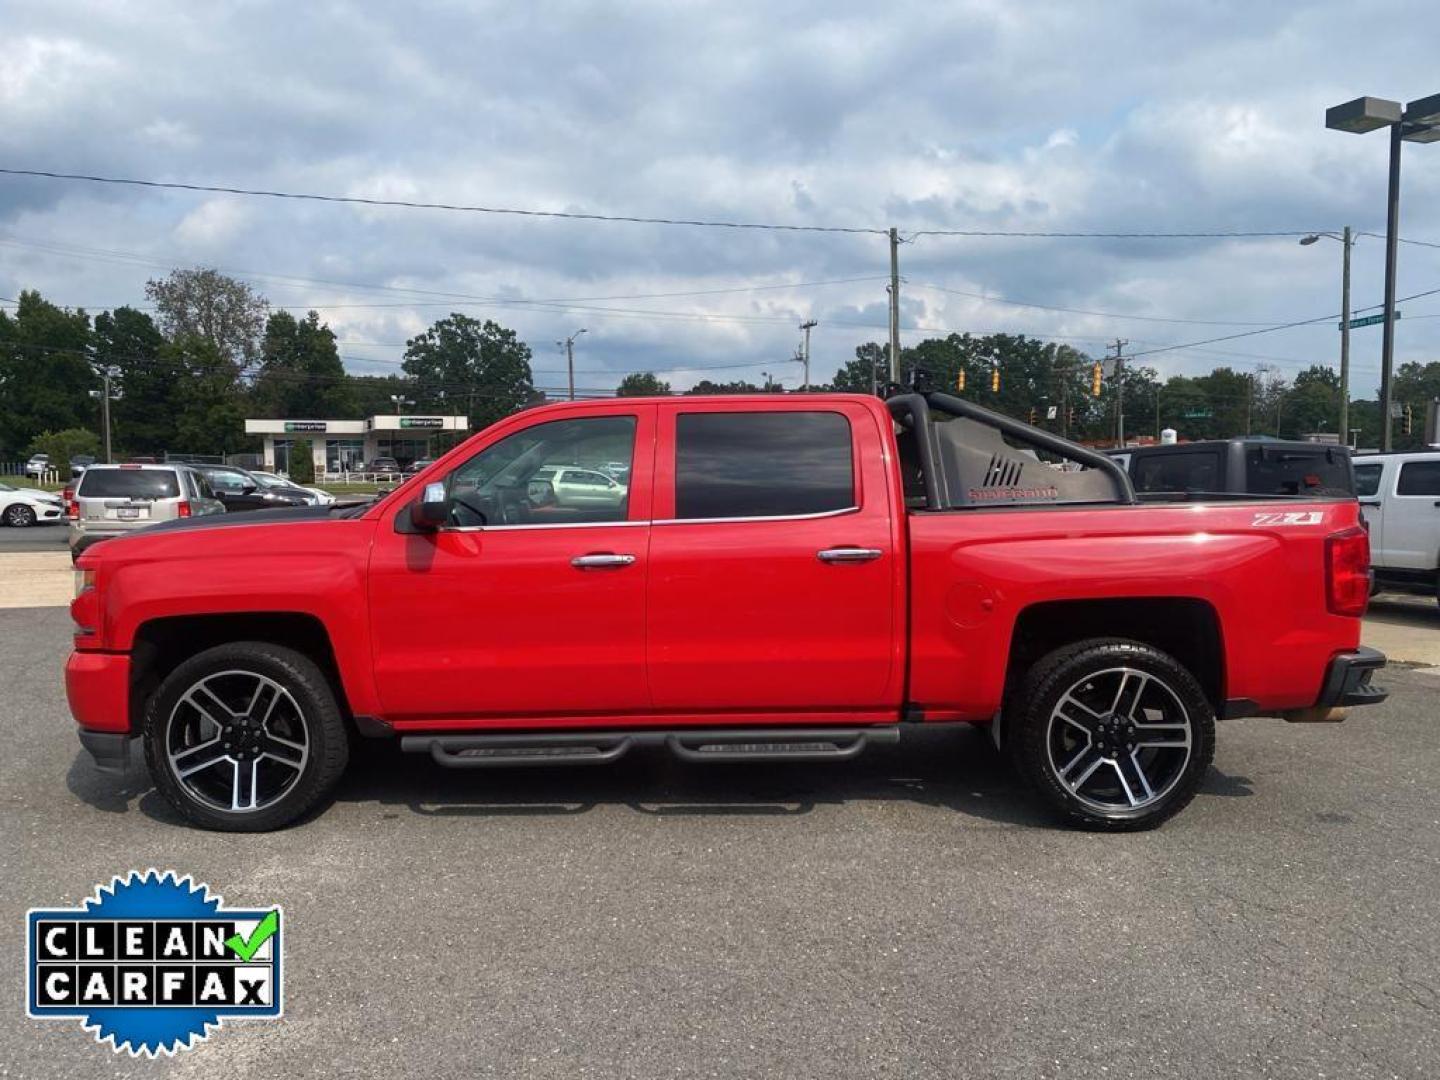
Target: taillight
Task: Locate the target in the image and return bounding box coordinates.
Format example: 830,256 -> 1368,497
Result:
63,486 -> 76,520
1325,526 -> 1370,617
177,500 -> 191,518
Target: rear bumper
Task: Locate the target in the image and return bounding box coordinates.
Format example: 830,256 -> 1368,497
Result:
65,651 -> 131,733
1316,646 -> 1388,709
1280,646 -> 1388,723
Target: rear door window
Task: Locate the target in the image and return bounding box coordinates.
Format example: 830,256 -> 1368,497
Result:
1397,460 -> 1440,496
674,411 -> 854,520
1353,463 -> 1383,498
77,469 -> 180,500
1244,447 -> 1354,497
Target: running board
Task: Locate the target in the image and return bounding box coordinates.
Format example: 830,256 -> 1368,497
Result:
402,726 -> 900,769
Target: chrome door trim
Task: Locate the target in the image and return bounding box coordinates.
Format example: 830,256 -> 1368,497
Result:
441,519 -> 649,533
651,506 -> 860,527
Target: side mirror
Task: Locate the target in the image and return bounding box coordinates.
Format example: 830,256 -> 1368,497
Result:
409,481 -> 449,530
527,478 -> 557,507
241,483 -> 257,494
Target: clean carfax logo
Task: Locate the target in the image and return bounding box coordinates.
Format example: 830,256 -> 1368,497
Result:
26,870 -> 283,1056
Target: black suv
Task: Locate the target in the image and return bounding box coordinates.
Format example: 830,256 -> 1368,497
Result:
1108,438 -> 1356,499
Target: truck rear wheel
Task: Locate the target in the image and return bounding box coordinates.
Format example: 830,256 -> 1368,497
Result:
143,642 -> 349,832
1009,639 -> 1215,831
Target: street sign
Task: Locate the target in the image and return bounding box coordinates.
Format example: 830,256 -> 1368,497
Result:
1045,405 -> 1058,420
1182,409 -> 1212,419
1342,310 -> 1400,330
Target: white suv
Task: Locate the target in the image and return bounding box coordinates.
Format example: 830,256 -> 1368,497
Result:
1354,451 -> 1440,605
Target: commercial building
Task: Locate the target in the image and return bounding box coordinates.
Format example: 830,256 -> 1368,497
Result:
243,414 -> 469,475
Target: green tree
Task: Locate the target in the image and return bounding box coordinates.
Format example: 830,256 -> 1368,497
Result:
252,310 -> 353,418
166,335 -> 251,455
831,343 -> 888,394
616,372 -> 671,396
0,290 -> 96,456
25,427 -> 101,466
686,379 -> 762,394
145,268 -> 269,371
94,306 -> 171,456
1280,366 -> 1341,439
402,314 -> 534,428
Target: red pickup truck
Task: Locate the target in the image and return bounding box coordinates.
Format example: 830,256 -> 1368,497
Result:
66,389 -> 1386,832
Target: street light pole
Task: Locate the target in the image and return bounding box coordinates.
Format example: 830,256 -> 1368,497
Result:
1380,122 -> 1402,450
1300,227 -> 1353,442
1325,92 -> 1440,451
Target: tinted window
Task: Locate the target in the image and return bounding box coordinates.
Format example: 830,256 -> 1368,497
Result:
1397,461 -> 1440,496
448,415 -> 636,526
78,469 -> 180,499
1132,452 -> 1220,494
675,411 -> 854,519
1353,463 -> 1383,498
1244,447 -> 1353,497
202,469 -> 254,492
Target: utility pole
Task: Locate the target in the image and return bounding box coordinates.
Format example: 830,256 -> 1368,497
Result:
1108,339 -> 1128,447
799,319 -> 817,391
888,227 -> 902,383
1339,225 -> 1352,444
90,369 -> 117,463
101,370 -> 113,463
558,329 -> 587,402
1059,364 -> 1071,438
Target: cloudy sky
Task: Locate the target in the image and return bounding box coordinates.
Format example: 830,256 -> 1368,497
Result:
1,0 -> 1438,397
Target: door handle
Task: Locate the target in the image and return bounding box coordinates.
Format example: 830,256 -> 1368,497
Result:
1359,500 -> 1380,507
571,553 -> 636,569
817,547 -> 883,564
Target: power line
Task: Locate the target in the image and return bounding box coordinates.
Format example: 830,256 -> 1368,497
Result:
0,168 -> 885,234
0,167 -> 1339,241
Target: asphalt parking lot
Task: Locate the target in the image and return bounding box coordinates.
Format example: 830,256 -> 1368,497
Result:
0,523 -> 66,553
1,607 -> 1437,1079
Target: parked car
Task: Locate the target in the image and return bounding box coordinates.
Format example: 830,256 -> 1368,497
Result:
1107,438 -> 1355,499
68,455 -> 96,480
66,390 -> 1386,833
24,453 -> 52,479
528,464 -> 628,511
249,470 -> 335,506
68,464 -> 224,560
364,457 -> 401,478
1353,451 -> 1440,605
0,481 -> 64,527
189,465 -> 313,513
404,458 -> 435,475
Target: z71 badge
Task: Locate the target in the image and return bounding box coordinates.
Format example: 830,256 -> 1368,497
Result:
26,870 -> 282,1056
1251,511 -> 1324,527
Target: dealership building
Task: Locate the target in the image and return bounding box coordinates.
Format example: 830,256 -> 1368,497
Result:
244,414 -> 469,475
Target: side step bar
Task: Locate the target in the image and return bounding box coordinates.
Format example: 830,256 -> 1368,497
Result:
402,726 -> 900,769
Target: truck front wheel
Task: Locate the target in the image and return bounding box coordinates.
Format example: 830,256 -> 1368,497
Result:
1009,639 -> 1215,830
142,642 -> 350,832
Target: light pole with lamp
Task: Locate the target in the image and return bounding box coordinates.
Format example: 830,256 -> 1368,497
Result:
1325,93 -> 1440,450
1299,228 -> 1353,445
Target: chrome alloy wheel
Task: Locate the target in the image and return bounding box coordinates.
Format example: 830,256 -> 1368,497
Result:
1045,667 -> 1193,814
165,670 -> 310,813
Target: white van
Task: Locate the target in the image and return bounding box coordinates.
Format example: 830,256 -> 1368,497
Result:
1353,451 -> 1440,605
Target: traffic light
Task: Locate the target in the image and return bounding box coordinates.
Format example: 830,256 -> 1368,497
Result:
1068,406 -> 1076,428
956,369 -> 965,392
1091,362 -> 1103,397
1404,404 -> 1413,435
1028,406 -> 1037,424
991,366 -> 1000,393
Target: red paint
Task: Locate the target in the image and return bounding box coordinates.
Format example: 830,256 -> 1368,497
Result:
65,393 -> 1373,737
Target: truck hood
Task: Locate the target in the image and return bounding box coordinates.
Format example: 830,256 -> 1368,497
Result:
130,504 -> 340,537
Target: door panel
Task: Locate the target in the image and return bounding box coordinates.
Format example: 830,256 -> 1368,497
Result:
1354,461 -> 1386,564
1389,458 -> 1440,570
645,402 -> 902,712
367,405 -> 656,722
